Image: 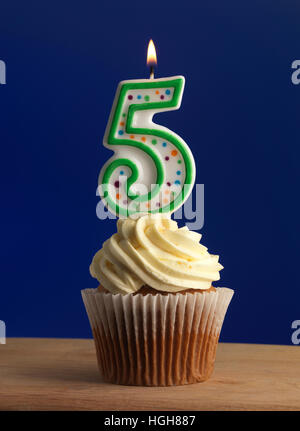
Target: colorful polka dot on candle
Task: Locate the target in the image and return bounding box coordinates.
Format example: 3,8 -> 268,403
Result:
176,170 -> 181,175
171,150 -> 178,156
114,181 -> 120,188
165,156 -> 169,161
137,95 -> 142,99
120,122 -> 124,126
128,95 -> 133,100
175,180 -> 181,185
165,89 -> 171,95
141,137 -> 146,142
160,95 -> 164,100
144,95 -> 150,101
151,139 -> 157,145
122,113 -> 126,118
167,182 -> 171,186
120,170 -> 124,175
130,135 -> 135,139
116,193 -> 121,200
162,142 -> 167,147
118,130 -> 124,135
177,160 -> 182,164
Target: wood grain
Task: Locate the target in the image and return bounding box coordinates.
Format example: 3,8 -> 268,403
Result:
0,338 -> 299,411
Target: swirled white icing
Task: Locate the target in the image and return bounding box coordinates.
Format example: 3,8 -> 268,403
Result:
90,214 -> 223,294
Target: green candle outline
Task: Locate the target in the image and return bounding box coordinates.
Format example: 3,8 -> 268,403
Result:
101,77 -> 195,216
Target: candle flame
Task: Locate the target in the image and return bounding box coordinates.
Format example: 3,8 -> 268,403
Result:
147,39 -> 157,67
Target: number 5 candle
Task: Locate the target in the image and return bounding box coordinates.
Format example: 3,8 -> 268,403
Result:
99,40 -> 196,217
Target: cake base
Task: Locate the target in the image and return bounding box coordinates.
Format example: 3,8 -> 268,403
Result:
82,287 -> 234,386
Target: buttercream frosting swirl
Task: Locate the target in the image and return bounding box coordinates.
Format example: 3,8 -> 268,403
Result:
90,214 -> 223,294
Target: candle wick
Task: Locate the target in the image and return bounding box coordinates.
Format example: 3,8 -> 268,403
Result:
150,66 -> 154,79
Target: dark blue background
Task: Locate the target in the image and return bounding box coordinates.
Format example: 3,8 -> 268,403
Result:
1,1 -> 299,344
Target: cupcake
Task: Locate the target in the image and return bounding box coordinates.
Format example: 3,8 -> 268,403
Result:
82,213 -> 233,386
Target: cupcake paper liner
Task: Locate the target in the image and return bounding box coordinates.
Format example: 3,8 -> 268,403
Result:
81,287 -> 234,386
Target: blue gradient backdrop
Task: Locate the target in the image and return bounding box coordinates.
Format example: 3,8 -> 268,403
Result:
1,1 -> 300,344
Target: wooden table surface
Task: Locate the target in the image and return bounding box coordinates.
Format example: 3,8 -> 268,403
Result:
0,338 -> 299,411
